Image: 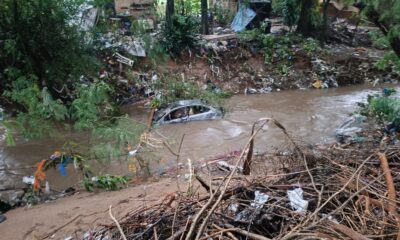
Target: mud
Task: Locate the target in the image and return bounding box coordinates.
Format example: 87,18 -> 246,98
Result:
1,84 -> 397,198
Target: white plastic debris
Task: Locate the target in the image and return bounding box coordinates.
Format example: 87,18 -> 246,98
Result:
217,161 -> 242,172
45,181 -> 51,194
251,191 -> 269,209
234,191 -> 269,221
287,188 -> 308,214
0,106 -> 4,121
22,176 -> 35,185
128,149 -> 138,156
229,203 -> 239,213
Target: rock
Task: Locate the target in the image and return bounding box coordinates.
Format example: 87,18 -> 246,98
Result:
0,214 -> 6,223
0,190 -> 25,207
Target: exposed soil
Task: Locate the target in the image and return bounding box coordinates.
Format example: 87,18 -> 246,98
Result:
0,177 -> 183,239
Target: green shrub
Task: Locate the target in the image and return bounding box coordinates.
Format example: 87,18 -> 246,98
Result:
363,89 -> 400,128
3,76 -> 68,138
161,14 -> 200,56
151,76 -> 230,108
83,174 -> 128,192
71,81 -> 116,131
374,52 -> 400,73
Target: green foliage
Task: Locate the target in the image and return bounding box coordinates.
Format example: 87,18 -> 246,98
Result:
212,3 -> 235,27
374,52 -> 400,73
3,76 -> 68,138
261,34 -> 293,64
83,174 -> 128,192
272,0 -> 285,15
71,81 -> 115,131
369,30 -> 390,49
151,76 -> 229,107
238,29 -> 263,42
22,188 -> 41,206
161,14 -> 200,56
302,37 -> 320,53
130,23 -> 169,67
283,0 -> 300,30
176,0 -> 201,15
239,31 -> 320,76
90,117 -> 145,159
362,89 -> 400,127
0,0 -> 99,93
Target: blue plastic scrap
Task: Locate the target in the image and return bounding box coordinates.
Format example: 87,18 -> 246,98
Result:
231,7 -> 256,32
58,163 -> 68,177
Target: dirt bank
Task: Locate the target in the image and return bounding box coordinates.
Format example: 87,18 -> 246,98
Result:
0,177 -> 183,239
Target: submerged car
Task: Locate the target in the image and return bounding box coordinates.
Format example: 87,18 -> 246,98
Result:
153,100 -> 223,125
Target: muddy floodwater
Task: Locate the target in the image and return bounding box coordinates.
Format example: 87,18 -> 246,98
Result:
1,84 -> 398,190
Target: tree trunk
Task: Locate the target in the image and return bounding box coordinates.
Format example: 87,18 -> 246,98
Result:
201,0 -> 209,35
320,0 -> 330,44
365,7 -> 400,58
297,0 -> 318,37
165,0 -> 174,30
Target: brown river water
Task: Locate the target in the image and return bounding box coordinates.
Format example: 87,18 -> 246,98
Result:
0,84 -> 398,191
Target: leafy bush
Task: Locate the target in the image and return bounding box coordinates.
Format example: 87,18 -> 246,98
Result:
369,30 -> 390,49
161,14 -> 200,56
362,89 -> 400,130
90,117 -> 146,159
282,0 -> 300,30
71,81 -> 116,131
213,3 -> 235,26
302,37 -> 320,53
151,76 -> 230,108
374,52 -> 400,73
83,174 -> 128,192
3,76 -> 68,138
0,0 -> 99,95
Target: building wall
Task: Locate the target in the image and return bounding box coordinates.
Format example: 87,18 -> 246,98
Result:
115,0 -> 155,17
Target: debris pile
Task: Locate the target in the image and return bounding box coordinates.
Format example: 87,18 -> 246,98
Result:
89,118 -> 400,240
327,19 -> 372,47
98,31 -> 147,58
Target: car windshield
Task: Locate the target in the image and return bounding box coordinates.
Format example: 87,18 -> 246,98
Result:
164,107 -> 189,121
188,105 -> 209,115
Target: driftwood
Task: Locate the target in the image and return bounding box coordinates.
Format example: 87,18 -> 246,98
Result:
89,118 -> 400,240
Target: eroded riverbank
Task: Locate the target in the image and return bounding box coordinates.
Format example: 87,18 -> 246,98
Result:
1,84 -> 398,196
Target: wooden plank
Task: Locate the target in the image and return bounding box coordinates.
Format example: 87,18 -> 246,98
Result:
201,33 -> 237,41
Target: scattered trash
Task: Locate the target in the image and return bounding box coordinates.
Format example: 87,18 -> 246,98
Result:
216,161 -> 242,172
124,40 -> 146,57
22,176 -> 35,185
312,79 -> 322,89
0,214 -> 6,224
231,7 -> 256,32
45,181 -> 51,194
251,191 -> 269,209
114,53 -> 134,66
287,188 -> 308,214
311,59 -> 339,88
229,203 -> 239,213
335,114 -> 366,143
80,7 -> 98,31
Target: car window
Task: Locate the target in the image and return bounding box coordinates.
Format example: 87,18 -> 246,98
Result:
164,107 -> 188,121
189,105 -> 210,115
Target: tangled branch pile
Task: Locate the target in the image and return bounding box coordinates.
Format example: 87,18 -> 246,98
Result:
91,118 -> 400,240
